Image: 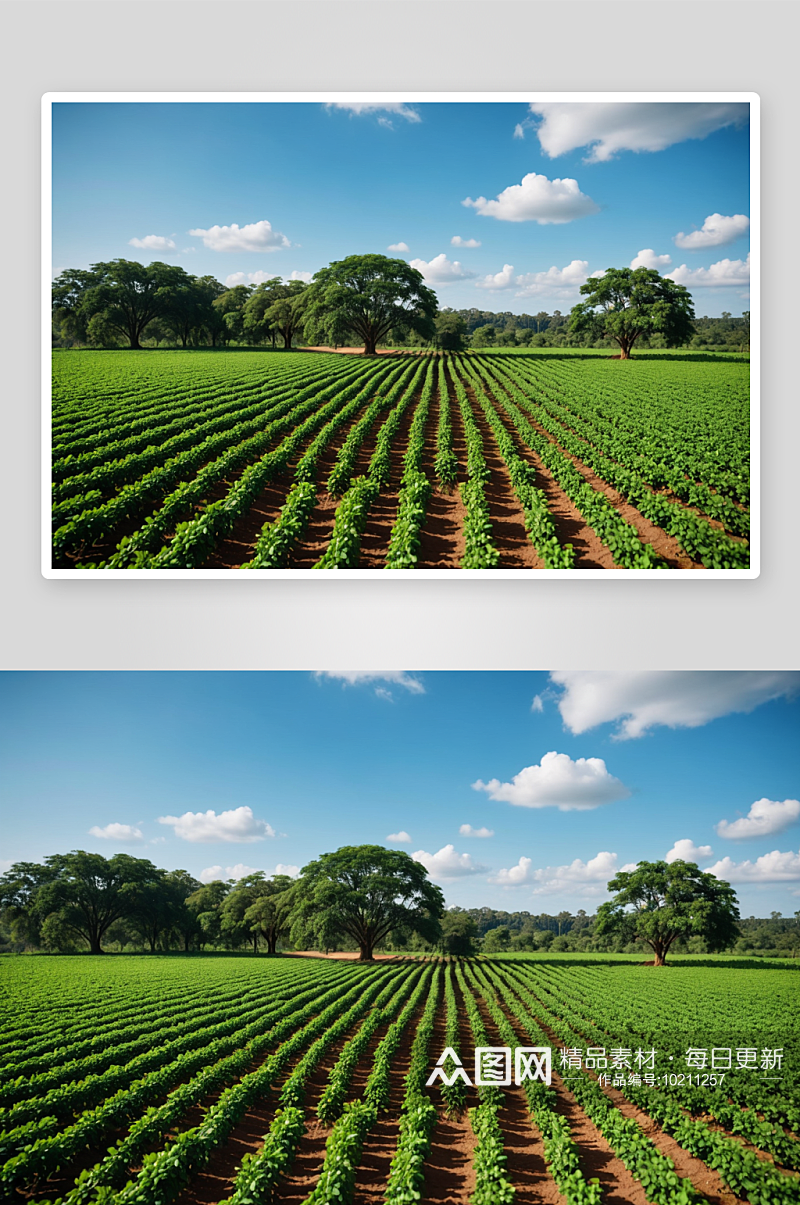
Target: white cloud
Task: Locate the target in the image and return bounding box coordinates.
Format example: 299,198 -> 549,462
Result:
463,172 -> 598,224
459,824 -> 494,838
674,213 -> 750,251
491,856 -> 533,885
409,253 -> 476,284
224,269 -> 310,288
315,671 -> 425,695
88,822 -> 144,843
476,260 -> 590,300
158,806 -> 276,844
387,242 -> 410,253
198,861 -> 299,884
705,849 -> 800,883
525,101 -> 749,162
531,695 -> 544,713
327,102 -> 421,124
630,249 -> 672,270
451,236 -> 481,248
128,235 -> 177,252
666,254 -> 750,288
496,850 -> 637,895
473,750 -> 629,812
412,844 -> 487,880
665,838 -> 714,864
387,831 -> 412,843
551,671 -> 800,739
189,220 -> 290,253
716,798 -> 800,841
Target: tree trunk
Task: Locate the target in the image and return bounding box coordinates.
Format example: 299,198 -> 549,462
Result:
359,941 -> 374,961
89,936 -> 104,954
267,933 -> 277,956
363,336 -> 378,356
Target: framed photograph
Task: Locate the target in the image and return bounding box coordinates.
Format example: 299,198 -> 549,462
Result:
43,92 -> 758,578
2,668 -> 796,1204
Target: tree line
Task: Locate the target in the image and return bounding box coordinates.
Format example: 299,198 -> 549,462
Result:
0,844 -> 771,965
52,254 -> 747,358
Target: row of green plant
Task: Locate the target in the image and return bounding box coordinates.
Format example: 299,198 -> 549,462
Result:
505,963 -> 798,1204
445,359 -> 499,569
455,357 -> 575,568
384,358 -> 437,568
468,356 -> 665,568
482,358 -> 749,567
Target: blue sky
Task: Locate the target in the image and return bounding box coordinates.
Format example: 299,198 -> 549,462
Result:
2,671 -> 796,917
52,100 -> 751,318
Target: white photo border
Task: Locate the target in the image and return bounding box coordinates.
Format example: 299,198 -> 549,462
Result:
41,91 -> 760,580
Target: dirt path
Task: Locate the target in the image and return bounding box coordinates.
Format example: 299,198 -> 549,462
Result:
415,369 -> 467,569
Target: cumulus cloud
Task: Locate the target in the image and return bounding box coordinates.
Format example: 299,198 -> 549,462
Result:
476,260 -> 589,300
667,254 -> 750,288
88,822 -> 144,843
158,806 -> 276,844
199,861 -> 299,884
473,751 -> 629,811
128,235 -> 177,252
387,242 -> 410,252
531,695 -> 544,713
705,849 -> 800,883
715,798 -> 800,841
451,236 -> 481,248
459,824 -> 494,838
387,831 -> 412,843
522,101 -> 749,162
674,213 -> 750,251
315,671 -> 424,695
463,173 -> 598,224
189,220 -> 290,253
495,850 -> 637,895
224,269 -> 309,288
490,856 -> 533,885
665,838 -> 714,864
630,249 -> 672,270
409,254 -> 476,284
412,844 -> 487,880
551,671 -> 800,739
326,102 -> 421,124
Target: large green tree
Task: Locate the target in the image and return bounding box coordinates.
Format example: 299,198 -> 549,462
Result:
243,279 -> 307,348
304,255 -> 437,355
569,266 -> 695,359
79,260 -> 192,349
244,873 -> 296,955
34,851 -> 163,953
291,844 -> 444,960
595,859 -> 740,965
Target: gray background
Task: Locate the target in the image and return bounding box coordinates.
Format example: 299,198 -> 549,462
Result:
3,0 -> 795,671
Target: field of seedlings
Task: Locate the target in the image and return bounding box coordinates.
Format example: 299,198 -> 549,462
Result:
50,349 -> 751,571
2,955 -> 796,1205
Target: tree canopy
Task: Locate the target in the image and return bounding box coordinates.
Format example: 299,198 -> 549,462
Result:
569,267 -> 695,359
303,254 -> 437,355
290,844 -> 445,960
595,859 -> 740,965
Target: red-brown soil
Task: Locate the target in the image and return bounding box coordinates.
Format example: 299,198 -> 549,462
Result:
415,372 -> 468,569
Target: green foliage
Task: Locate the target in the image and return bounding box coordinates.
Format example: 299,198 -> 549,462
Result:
304,254 -> 437,354
596,859 -> 741,964
290,845 -> 444,960
569,267 -> 695,359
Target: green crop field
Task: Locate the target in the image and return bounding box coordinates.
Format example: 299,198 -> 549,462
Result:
1,954 -> 795,1205
50,349 -> 750,571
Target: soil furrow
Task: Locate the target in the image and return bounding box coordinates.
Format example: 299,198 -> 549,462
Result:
415,368 -> 467,569
357,382 -> 426,569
